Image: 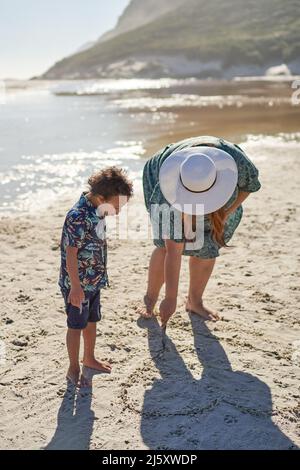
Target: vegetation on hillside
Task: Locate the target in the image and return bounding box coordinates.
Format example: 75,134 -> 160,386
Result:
43,0 -> 300,78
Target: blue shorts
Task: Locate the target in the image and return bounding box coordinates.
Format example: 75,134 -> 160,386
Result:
61,289 -> 102,330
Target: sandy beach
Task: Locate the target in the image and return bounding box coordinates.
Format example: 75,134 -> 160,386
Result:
1,0 -> 300,452
0,139 -> 299,450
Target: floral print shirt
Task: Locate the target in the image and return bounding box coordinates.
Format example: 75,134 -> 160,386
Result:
59,192 -> 109,293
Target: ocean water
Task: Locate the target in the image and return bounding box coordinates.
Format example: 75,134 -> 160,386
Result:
1,78 -> 300,215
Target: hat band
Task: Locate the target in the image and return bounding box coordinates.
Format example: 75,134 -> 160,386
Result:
179,173 -> 217,194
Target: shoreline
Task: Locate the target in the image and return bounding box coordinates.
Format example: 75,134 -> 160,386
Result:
1,130 -> 300,219
2,77 -> 300,219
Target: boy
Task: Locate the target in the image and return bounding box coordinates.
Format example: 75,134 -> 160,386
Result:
59,167 -> 133,387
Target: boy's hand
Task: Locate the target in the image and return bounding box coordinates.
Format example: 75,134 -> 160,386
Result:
159,297 -> 177,327
68,285 -> 85,308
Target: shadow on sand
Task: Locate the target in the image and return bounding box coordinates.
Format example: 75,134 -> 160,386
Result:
45,375 -> 96,450
45,316 -> 298,450
138,315 -> 298,450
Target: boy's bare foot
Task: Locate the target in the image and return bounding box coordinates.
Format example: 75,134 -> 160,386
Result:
66,366 -> 80,387
136,295 -> 157,319
186,299 -> 220,322
83,358 -> 112,373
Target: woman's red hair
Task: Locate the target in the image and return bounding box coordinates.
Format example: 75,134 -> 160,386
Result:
209,207 -> 228,248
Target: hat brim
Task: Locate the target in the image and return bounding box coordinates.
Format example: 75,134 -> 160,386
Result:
159,147 -> 238,215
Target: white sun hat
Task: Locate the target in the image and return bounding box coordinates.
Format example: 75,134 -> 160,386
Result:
159,146 -> 238,215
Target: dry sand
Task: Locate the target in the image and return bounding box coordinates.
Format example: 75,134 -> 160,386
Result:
0,149 -> 299,450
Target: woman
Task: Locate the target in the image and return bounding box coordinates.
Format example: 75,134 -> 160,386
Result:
140,135 -> 261,326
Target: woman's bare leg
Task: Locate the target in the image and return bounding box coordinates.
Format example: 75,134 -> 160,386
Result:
138,247 -> 166,318
186,257 -> 220,321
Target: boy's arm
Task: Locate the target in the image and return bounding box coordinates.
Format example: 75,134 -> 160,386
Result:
66,246 -> 85,307
160,240 -> 184,327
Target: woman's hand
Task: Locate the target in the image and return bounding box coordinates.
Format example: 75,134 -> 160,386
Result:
159,297 -> 177,327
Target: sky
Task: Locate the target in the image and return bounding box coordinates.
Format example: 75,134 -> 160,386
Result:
0,0 -> 130,79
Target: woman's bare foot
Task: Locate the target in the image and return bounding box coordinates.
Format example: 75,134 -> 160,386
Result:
136,294 -> 157,319
186,298 -> 220,322
83,358 -> 112,373
66,366 -> 80,387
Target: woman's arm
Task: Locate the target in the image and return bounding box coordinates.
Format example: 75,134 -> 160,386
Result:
160,239 -> 184,327
225,190 -> 251,216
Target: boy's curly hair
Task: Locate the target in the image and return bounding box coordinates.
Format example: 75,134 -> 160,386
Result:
88,166 -> 133,199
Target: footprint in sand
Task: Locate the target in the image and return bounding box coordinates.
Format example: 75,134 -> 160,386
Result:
11,338 -> 28,348
15,294 -> 33,303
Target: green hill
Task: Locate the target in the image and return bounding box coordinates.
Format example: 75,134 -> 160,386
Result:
99,0 -> 183,43
42,0 -> 300,79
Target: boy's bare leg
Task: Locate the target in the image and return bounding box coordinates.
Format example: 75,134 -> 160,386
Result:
66,328 -> 81,385
138,247 -> 166,318
186,257 -> 220,322
82,322 -> 112,376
